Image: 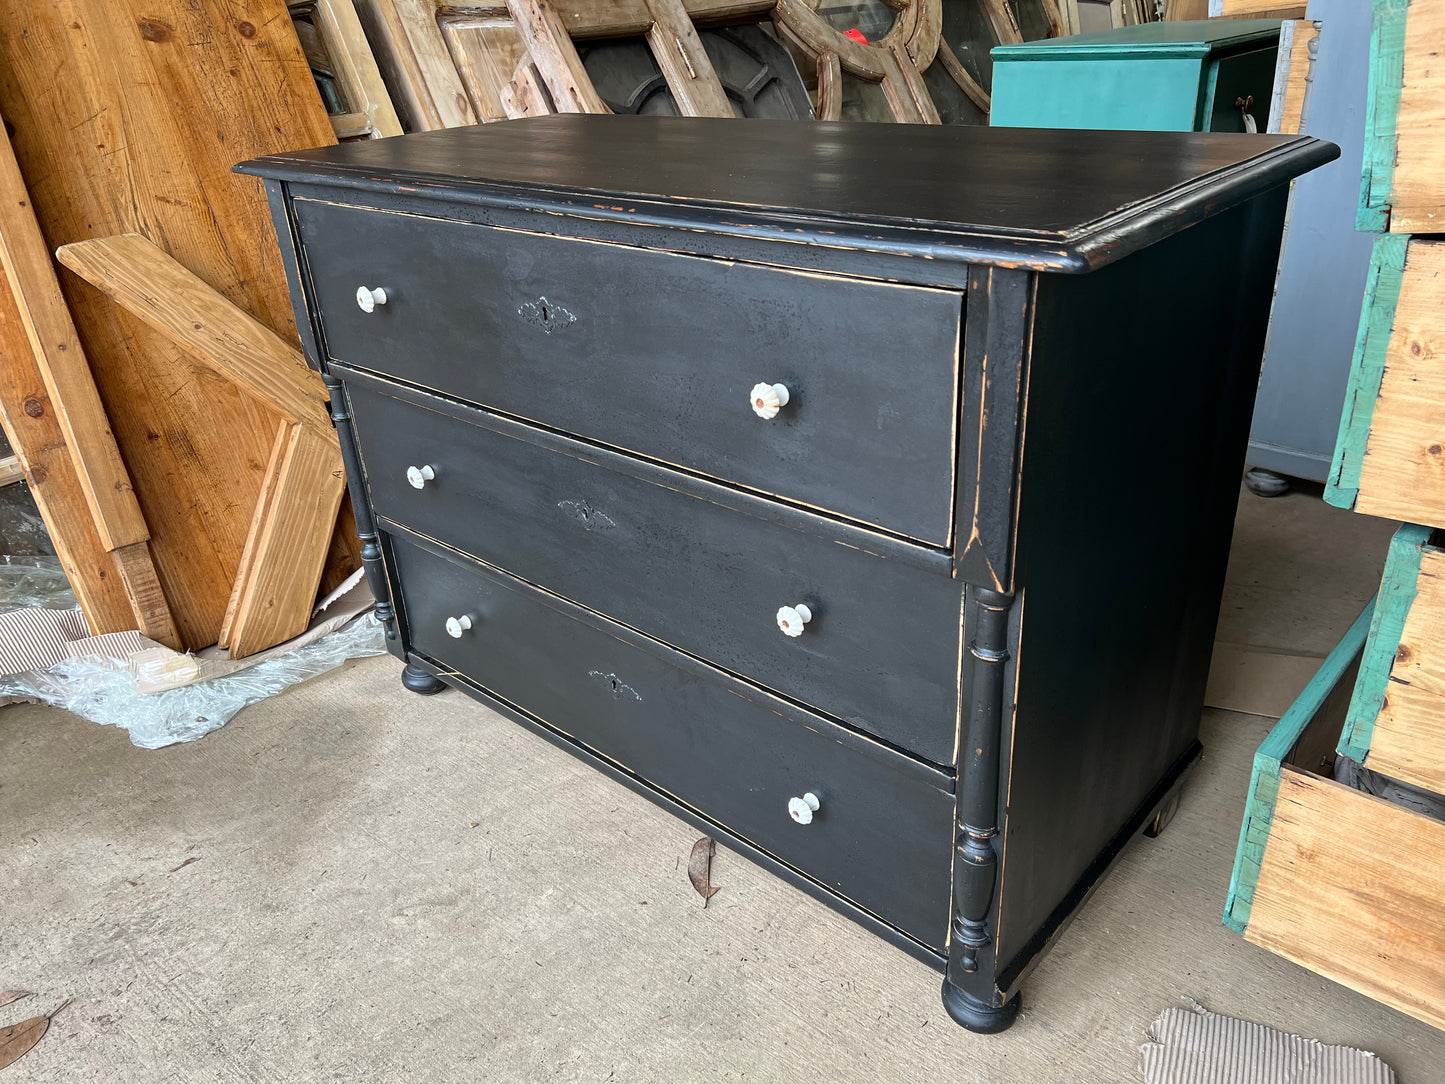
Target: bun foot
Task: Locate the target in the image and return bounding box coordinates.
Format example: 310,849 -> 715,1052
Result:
941,979 -> 1021,1034
401,663 -> 447,696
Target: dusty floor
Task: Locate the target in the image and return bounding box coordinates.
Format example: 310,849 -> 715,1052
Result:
2,485 -> 1442,1083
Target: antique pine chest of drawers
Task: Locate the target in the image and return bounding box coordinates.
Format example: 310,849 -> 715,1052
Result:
238,116 -> 1333,1032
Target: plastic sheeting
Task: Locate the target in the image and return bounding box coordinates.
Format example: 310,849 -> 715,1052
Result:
0,554 -> 79,611
0,612 -> 387,749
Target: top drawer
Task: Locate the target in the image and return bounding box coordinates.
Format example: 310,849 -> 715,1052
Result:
295,198 -> 962,546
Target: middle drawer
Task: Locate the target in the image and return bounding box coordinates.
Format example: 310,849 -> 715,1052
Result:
345,371 -> 960,765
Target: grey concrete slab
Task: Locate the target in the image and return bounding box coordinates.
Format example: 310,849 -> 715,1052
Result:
1,488 -> 1441,1082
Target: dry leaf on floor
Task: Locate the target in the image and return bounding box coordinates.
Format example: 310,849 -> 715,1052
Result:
0,994 -> 29,1008
688,837 -> 720,907
0,1000 -> 67,1072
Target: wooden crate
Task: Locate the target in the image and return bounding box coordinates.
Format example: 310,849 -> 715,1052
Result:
1338,524 -> 1445,796
1326,236 -> 1445,528
1226,602 -> 1445,1033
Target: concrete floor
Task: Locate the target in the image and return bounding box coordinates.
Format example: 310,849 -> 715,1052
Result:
2,485 -> 1443,1083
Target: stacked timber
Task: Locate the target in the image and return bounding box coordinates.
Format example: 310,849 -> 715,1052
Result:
1227,0 -> 1445,1035
0,1 -> 364,657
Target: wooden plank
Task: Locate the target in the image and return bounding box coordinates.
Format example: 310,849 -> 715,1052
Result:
440,13 -> 532,121
1353,241 -> 1445,527
0,276 -> 133,631
225,423 -> 347,657
0,0 -> 342,650
936,39 -> 989,114
354,0 -> 478,130
1366,545 -> 1445,794
1164,0 -> 1208,18
644,0 -> 734,118
0,121 -> 180,647
314,0 -> 405,138
56,235 -> 332,434
1211,0 -> 1304,13
0,128 -> 147,553
0,455 -> 21,487
1246,770 -> 1445,1032
506,0 -> 610,113
885,41 -> 940,124
556,0 -> 775,38
1385,1 -> 1445,232
981,0 -> 1023,46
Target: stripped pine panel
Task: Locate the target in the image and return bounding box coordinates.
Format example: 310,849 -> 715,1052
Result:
0,0 -> 345,649
57,234 -> 348,657
311,0 -> 406,138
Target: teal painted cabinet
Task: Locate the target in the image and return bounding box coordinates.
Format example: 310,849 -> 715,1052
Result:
990,20 -> 1281,133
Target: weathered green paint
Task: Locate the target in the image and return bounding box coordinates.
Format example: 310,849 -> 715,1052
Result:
1358,0 -> 1410,231
1223,601 -> 1375,935
1324,232 -> 1409,510
989,19 -> 1280,133
1338,523 -> 1434,764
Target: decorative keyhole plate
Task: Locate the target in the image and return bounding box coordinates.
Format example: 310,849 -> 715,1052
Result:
518,296 -> 577,334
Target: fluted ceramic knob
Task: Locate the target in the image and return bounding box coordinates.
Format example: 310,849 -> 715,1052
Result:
776,603 -> 812,638
356,285 -> 389,313
445,615 -> 473,638
788,793 -> 821,825
406,464 -> 436,490
750,382 -> 790,419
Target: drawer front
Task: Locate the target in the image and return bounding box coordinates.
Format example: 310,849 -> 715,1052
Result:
296,197 -> 962,545
390,534 -> 956,949
348,374 -> 960,765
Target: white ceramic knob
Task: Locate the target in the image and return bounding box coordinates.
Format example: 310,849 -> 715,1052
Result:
750,382 -> 791,419
776,603 -> 812,638
445,615 -> 473,638
788,793 -> 821,825
406,464 -> 436,490
356,285 -> 389,313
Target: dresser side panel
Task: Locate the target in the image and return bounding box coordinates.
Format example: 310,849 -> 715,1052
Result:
994,190 -> 1287,974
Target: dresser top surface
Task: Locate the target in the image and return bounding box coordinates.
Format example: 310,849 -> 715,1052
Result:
239,115 -> 1335,272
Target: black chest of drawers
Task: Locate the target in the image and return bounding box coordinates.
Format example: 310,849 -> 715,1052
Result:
239,116 -> 1333,1032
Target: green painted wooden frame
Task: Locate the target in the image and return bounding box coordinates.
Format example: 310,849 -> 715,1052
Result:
1223,600 -> 1375,934
1338,523 -> 1434,765
1359,0 -> 1409,232
1324,232 -> 1408,511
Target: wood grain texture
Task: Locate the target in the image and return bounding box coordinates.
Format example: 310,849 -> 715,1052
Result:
644,0 -> 734,118
56,235 -> 332,433
224,423 -> 346,657
314,0 -> 405,138
1387,0 -> 1445,232
0,276 -> 134,630
0,456 -> 21,487
1356,240 -> 1445,528
1364,546 -> 1445,795
506,0 -> 610,113
1246,769 -> 1445,1033
0,0 -> 339,650
0,121 -> 180,645
439,13 -> 532,122
355,0 -> 478,130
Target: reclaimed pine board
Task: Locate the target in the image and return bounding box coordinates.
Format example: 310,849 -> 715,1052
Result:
1246,770 -> 1445,1032
1269,19 -> 1317,135
0,125 -> 180,647
0,0 -> 343,650
313,0 -> 405,139
355,0 -> 480,130
56,234 -> 347,658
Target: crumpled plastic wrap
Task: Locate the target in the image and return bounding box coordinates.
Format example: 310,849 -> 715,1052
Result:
0,612 -> 387,749
0,554 -> 79,611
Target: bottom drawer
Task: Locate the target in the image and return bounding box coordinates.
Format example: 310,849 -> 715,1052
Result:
1226,602 -> 1445,1032
389,531 -> 956,949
